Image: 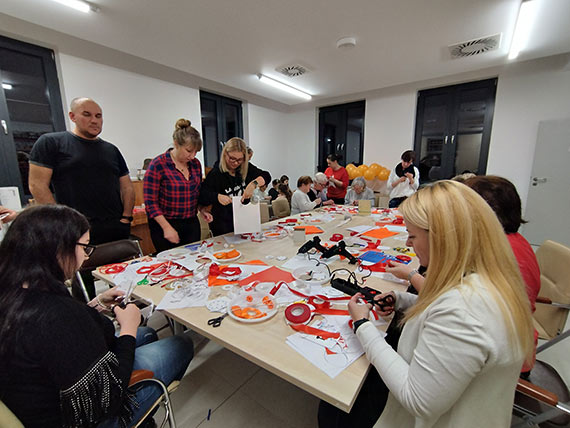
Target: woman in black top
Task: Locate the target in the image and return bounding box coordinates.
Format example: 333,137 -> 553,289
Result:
200,137 -> 271,236
0,205 -> 193,427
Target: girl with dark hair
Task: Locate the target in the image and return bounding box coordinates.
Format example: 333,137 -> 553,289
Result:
387,150 -> 420,208
324,154 -> 349,204
0,205 -> 194,428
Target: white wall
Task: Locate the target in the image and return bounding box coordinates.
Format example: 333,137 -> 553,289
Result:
58,54 -> 203,175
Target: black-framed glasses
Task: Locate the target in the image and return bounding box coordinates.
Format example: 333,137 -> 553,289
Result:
77,242 -> 96,257
226,153 -> 244,164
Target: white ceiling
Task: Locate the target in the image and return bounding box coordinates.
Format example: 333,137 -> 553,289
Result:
1,0 -> 570,105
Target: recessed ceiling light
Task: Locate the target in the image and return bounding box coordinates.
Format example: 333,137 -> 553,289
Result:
49,0 -> 99,13
2,83 -> 13,90
257,74 -> 312,100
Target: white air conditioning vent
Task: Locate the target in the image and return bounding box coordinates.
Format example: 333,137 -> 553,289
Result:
449,34 -> 501,59
276,65 -> 308,77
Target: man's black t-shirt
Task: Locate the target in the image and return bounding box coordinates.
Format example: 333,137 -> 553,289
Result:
29,131 -> 129,222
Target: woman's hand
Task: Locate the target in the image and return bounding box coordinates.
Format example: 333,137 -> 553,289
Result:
348,293 -> 372,321
385,260 -> 414,280
113,303 -> 141,337
98,287 -> 125,307
200,209 -> 213,223
163,225 -> 180,244
0,206 -> 17,224
373,292 -> 396,317
323,200 -> 334,206
242,182 -> 256,201
218,194 -> 232,206
315,198 -> 322,206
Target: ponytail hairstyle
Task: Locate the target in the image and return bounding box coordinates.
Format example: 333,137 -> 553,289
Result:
173,118 -> 202,152
278,183 -> 292,204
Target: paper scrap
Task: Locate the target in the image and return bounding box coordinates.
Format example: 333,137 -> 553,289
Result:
232,196 -> 261,234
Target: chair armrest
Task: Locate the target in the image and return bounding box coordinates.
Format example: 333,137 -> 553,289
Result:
517,378 -> 559,407
536,296 -> 570,309
129,369 -> 154,386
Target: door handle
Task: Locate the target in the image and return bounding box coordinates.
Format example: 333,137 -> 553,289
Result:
531,177 -> 547,186
444,135 -> 448,145
1,120 -> 7,135
341,143 -> 345,150
450,135 -> 455,145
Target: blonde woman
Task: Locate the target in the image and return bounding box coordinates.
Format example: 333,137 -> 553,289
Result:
347,181 -> 533,427
200,138 -> 271,236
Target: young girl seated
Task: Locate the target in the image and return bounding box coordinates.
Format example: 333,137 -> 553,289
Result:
291,176 -> 321,215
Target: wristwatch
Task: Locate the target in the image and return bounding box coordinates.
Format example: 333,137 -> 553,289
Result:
353,318 -> 370,333
252,180 -> 259,188
121,215 -> 134,222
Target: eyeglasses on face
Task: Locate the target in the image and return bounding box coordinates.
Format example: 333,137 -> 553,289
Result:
226,153 -> 244,164
77,242 -> 96,257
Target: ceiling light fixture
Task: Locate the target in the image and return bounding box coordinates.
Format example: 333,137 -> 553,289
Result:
336,37 -> 356,49
257,74 -> 312,100
50,0 -> 99,13
2,83 -> 13,90
508,0 -> 538,60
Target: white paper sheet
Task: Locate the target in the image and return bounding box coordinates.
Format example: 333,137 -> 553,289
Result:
156,283 -> 211,310
346,225 -> 377,234
0,187 -> 21,210
232,196 -> 261,234
385,225 -> 407,233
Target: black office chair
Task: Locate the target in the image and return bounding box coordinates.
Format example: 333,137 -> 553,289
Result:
72,238 -> 143,303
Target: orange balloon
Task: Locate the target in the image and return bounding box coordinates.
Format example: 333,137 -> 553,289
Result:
356,164 -> 368,176
346,163 -> 356,171
378,169 -> 390,181
364,169 -> 376,181
368,163 -> 381,175
348,167 -> 358,180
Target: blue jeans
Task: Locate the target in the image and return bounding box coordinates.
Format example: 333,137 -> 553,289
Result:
98,327 -> 194,427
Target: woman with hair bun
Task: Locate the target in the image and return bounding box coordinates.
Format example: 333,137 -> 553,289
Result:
324,154 -> 349,204
144,118 -> 212,252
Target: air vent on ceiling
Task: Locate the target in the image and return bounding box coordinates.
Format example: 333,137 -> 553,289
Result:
449,33 -> 501,59
276,65 -> 308,78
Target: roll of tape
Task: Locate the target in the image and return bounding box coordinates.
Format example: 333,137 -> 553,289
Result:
285,303 -> 312,325
308,296 -> 330,311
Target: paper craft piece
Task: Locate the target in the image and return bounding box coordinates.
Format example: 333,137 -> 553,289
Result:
385,225 -> 407,233
294,225 -> 324,234
232,196 -> 261,234
238,265 -> 295,286
346,225 -> 376,234
359,250 -> 412,265
361,227 -> 399,240
0,187 -> 22,210
156,282 -> 211,310
358,199 -> 371,215
223,234 -> 248,245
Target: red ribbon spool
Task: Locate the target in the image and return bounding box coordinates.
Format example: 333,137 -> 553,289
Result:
284,303 -> 312,325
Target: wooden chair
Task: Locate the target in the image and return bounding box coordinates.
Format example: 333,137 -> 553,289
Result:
272,198 -> 290,218
259,202 -> 270,223
533,240 -> 570,340
198,212 -> 212,240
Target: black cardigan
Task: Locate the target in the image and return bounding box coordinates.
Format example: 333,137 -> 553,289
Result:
0,290 -> 136,427
199,162 -> 271,236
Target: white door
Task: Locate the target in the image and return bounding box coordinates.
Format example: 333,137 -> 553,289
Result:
522,118 -> 570,247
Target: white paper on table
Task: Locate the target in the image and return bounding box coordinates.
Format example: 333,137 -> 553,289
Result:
346,225 -> 377,234
170,255 -> 202,272
385,225 -> 407,233
286,316 -> 367,378
228,263 -> 271,279
281,254 -> 322,270
369,271 -> 409,285
156,284 -> 211,310
223,234 -> 247,245
232,196 -> 261,234
113,259 -> 158,285
0,187 -> 22,210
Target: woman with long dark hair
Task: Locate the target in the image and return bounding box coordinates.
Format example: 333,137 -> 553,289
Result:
0,205 -> 193,427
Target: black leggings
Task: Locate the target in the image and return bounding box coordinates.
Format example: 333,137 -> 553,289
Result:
149,216 -> 201,253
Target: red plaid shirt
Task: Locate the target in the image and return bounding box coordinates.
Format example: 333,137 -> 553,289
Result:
143,149 -> 202,219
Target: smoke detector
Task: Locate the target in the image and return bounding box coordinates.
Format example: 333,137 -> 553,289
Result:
449,33 -> 501,59
276,65 -> 308,78
337,37 -> 356,49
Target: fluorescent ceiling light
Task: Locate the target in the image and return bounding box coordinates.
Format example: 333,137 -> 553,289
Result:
49,0 -> 96,13
257,74 -> 312,100
508,0 -> 538,60
2,83 -> 13,90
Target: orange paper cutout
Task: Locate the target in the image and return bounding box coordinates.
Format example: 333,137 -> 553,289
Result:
362,228 -> 399,240
238,266 -> 295,286
293,225 -> 324,234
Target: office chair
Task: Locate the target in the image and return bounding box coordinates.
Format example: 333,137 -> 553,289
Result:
533,240 -> 570,340
272,198 -> 290,218
72,238 -> 144,303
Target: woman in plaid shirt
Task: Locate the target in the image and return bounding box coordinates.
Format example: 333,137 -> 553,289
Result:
143,119 -> 213,252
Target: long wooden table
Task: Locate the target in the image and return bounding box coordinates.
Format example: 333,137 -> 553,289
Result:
94,209 -> 415,412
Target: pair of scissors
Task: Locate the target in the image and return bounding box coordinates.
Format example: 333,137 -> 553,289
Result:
207,313 -> 228,328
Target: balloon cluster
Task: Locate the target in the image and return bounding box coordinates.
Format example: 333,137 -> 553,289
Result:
346,163 -> 390,181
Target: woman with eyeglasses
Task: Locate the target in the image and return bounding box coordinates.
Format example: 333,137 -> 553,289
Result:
0,205 -> 194,428
200,138 -> 271,236
345,181 -> 534,427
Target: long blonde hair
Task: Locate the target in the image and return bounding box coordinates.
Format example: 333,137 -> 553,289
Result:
399,180 -> 534,362
220,137 -> 249,180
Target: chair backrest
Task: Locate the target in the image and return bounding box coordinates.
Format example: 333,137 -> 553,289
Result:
376,194 -> 390,208
0,400 -> 24,428
534,240 -> 570,339
272,198 -> 290,218
81,239 -> 143,271
198,213 -> 211,240
259,202 -> 270,223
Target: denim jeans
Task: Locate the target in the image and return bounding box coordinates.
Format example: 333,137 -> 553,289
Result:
98,327 -> 194,427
